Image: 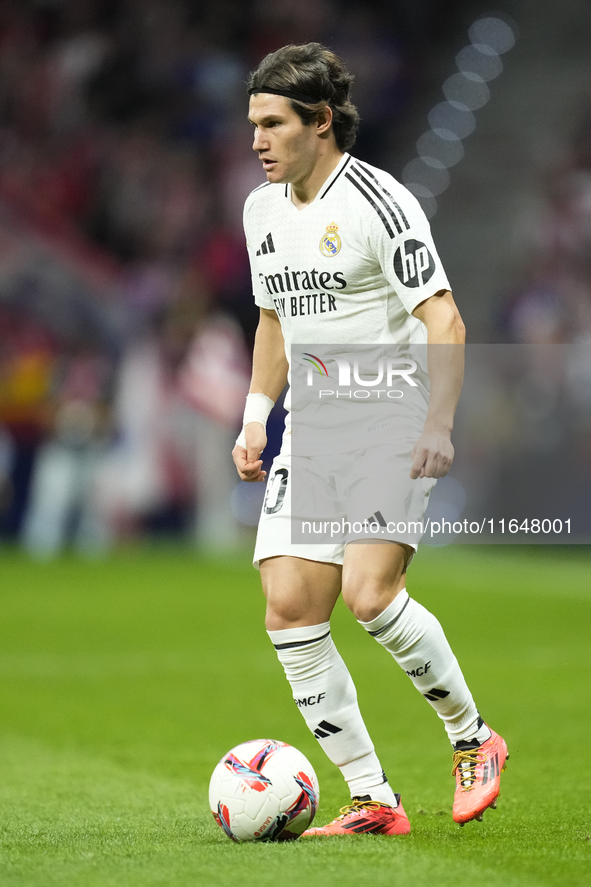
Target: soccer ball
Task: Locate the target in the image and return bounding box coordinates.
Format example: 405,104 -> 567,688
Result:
209,738 -> 319,842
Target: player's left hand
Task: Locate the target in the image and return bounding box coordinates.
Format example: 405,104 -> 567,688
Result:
410,431 -> 454,479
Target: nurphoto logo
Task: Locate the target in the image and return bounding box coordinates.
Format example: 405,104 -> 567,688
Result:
302,353 -> 419,399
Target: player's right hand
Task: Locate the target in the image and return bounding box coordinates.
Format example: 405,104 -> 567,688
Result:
232,422 -> 268,482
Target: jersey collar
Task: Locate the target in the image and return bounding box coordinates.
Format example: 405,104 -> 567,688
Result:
285,153 -> 352,206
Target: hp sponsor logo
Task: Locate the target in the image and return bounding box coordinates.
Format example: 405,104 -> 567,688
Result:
394,239 -> 436,288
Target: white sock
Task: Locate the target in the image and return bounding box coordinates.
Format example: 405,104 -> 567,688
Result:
359,591 -> 487,746
268,622 -> 398,805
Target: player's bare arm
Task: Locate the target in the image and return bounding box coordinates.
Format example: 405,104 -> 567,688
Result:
410,289 -> 466,479
232,307 -> 288,483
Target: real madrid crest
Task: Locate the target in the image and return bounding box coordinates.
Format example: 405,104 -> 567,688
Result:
320,222 -> 342,257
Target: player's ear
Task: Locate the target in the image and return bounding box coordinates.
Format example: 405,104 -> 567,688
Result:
316,104 -> 333,137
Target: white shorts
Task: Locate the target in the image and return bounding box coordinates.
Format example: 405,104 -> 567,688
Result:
253,441 -> 436,569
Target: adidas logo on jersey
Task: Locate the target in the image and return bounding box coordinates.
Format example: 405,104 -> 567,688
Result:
256,233 -> 275,255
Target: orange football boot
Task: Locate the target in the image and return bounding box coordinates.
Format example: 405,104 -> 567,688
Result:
452,728 -> 509,825
302,795 -> 411,836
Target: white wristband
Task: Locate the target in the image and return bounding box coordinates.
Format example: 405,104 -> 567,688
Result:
243,392 -> 274,428
235,393 -> 274,449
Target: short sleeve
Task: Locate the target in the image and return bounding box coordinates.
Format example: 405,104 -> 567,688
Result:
243,197 -> 274,310
363,172 -> 451,314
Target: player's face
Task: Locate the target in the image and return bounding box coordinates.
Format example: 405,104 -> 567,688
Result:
248,93 -> 320,185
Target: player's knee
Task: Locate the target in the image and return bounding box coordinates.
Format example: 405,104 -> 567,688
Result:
341,579 -> 401,623
344,593 -> 389,623
264,595 -> 309,631
343,584 -> 384,622
261,573 -> 308,630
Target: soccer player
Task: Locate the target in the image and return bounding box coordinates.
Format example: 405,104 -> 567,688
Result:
233,42 -> 507,835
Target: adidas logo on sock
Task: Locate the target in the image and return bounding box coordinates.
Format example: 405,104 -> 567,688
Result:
314,720 -> 342,739
256,233 -> 275,255
423,687 -> 450,702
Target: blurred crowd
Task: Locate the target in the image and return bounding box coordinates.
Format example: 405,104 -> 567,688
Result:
501,110 -> 591,345
0,0 -> 439,555
1,0 -> 589,557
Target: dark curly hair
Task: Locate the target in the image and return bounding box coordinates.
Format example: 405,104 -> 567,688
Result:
248,43 -> 360,152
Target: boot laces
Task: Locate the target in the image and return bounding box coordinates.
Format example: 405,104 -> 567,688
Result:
452,749 -> 486,791
336,799 -> 385,819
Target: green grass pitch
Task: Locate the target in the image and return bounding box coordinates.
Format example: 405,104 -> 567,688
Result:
0,544 -> 589,886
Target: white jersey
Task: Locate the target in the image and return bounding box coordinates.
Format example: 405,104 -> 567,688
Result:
243,153 -> 452,452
